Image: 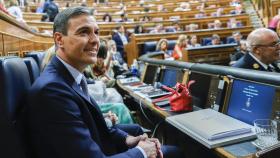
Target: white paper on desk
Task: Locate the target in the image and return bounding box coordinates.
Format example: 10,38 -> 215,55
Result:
171,109 -> 253,141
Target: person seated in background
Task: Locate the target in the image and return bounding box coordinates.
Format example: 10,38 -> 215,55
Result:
196,2 -> 207,11
172,34 -> 188,60
112,25 -> 128,58
211,7 -> 224,17
233,28 -> 280,72
119,13 -> 128,22
134,24 -> 145,34
185,23 -> 199,31
7,0 -> 24,23
115,4 -> 126,14
166,21 -> 183,32
150,23 -> 165,34
213,19 -> 222,29
230,4 -> 245,15
156,39 -> 172,59
229,40 -> 247,65
84,44 -> 135,125
36,1 -> 44,13
230,31 -> 243,44
107,40 -> 128,77
207,34 -> 223,45
230,0 -> 241,6
195,10 -> 206,18
88,44 -> 115,87
227,18 -> 242,28
42,0 -> 59,22
102,13 -> 112,22
188,35 -> 201,48
174,2 -> 191,11
208,20 -> 222,29
139,15 -> 150,22
157,4 -> 167,12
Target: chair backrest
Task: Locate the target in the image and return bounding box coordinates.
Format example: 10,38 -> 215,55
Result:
226,36 -> 235,44
202,37 -> 212,46
142,41 -> 157,55
24,51 -> 46,71
23,57 -> 40,84
142,40 -> 177,55
0,56 -> 31,158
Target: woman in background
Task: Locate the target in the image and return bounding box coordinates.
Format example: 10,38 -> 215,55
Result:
172,35 -> 188,60
102,13 -> 112,22
134,24 -> 145,34
7,0 -> 24,22
188,35 -> 201,48
156,38 -> 172,59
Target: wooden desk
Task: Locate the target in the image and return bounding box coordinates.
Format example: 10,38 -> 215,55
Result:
94,0 -> 232,13
26,14 -> 249,36
125,26 -> 253,65
1,12 -> 53,56
117,79 -> 258,158
94,6 -> 235,21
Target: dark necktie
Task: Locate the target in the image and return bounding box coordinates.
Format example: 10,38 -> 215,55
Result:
80,77 -> 90,99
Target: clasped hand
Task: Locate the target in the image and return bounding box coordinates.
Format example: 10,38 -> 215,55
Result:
126,134 -> 163,158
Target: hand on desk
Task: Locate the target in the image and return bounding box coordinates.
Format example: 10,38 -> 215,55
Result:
126,134 -> 163,158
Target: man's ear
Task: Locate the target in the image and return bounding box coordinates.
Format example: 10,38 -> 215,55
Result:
54,32 -> 64,48
253,46 -> 262,59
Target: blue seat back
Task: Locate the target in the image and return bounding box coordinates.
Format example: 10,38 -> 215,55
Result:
160,68 -> 183,87
226,36 -> 236,44
142,40 -> 177,55
24,51 -> 46,71
202,37 -> 212,46
167,40 -> 177,50
142,41 -> 157,55
23,57 -> 40,84
0,56 -> 30,158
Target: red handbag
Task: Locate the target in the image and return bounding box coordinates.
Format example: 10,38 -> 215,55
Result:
152,80 -> 195,112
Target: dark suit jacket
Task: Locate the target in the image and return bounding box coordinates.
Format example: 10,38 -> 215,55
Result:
232,53 -> 280,72
27,56 -> 143,158
112,33 -> 128,57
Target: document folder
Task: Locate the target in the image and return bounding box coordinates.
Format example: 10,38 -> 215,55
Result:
166,109 -> 256,148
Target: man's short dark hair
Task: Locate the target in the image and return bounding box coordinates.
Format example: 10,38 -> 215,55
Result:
53,7 -> 91,35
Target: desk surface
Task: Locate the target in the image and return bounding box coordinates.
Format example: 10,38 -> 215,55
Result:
117,80 -> 259,158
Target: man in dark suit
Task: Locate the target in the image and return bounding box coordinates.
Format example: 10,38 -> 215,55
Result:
233,28 -> 280,72
27,7 -> 183,158
112,25 -> 128,59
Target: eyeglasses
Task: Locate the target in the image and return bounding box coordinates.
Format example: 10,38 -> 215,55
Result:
252,40 -> 280,49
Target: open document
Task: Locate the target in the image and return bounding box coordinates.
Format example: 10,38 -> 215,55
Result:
166,109 -> 256,148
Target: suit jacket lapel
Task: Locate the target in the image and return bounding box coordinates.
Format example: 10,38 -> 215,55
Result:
50,56 -> 94,105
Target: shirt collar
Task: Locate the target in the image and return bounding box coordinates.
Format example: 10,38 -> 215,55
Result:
249,52 -> 269,70
56,55 -> 84,85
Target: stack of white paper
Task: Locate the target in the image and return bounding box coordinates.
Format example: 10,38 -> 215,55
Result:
166,109 -> 256,148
